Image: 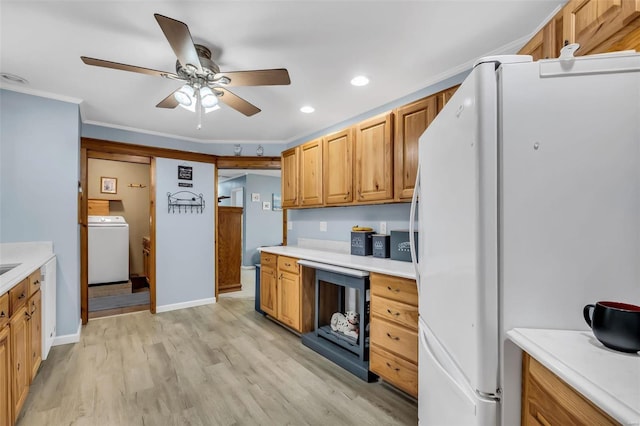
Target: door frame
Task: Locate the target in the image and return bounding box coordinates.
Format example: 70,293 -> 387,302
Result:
214,158 -> 282,297
80,137 -> 279,323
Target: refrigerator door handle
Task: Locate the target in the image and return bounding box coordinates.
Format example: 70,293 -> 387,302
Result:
409,164 -> 420,295
420,320 -> 497,404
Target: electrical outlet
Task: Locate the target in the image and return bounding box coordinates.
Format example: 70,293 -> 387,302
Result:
287,221 -> 293,230
320,221 -> 327,232
379,221 -> 387,234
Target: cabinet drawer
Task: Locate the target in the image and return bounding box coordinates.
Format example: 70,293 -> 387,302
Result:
9,278 -> 29,316
370,317 -> 418,364
371,297 -> 418,331
0,292 -> 8,329
28,269 -> 42,297
371,273 -> 417,306
261,252 -> 277,267
370,345 -> 418,397
277,256 -> 299,275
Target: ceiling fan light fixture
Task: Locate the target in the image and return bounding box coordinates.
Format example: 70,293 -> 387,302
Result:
200,86 -> 218,108
174,84 -> 194,106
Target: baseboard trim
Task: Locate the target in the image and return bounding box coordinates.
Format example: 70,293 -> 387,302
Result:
156,297 -> 216,313
52,321 -> 82,346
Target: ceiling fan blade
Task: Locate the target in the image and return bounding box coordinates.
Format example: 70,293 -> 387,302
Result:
215,69 -> 291,86
156,90 -> 180,109
154,14 -> 202,73
81,56 -> 180,79
217,88 -> 261,116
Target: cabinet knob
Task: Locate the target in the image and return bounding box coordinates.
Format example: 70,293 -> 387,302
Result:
285,263 -> 291,267
0,311 -> 5,318
34,280 -> 40,285
387,286 -> 400,294
387,309 -> 400,317
18,292 -> 26,300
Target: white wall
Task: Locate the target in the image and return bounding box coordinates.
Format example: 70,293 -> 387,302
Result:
0,89 -> 81,337
155,158 -> 215,310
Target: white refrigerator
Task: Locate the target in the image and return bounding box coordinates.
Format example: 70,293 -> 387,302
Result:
409,50 -> 640,425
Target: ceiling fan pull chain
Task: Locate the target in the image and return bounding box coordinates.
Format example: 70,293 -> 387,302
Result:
196,87 -> 202,130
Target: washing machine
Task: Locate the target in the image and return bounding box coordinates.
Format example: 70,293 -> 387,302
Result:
88,215 -> 129,285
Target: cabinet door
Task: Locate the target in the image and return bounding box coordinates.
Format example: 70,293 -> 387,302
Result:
563,0 -> 640,55
436,85 -> 460,114
277,271 -> 300,331
394,96 -> 436,200
28,291 -> 42,382
519,10 -> 564,60
519,28 -> 545,61
281,147 -> 299,208
299,138 -> 323,206
0,325 -> 11,426
323,128 -> 354,205
260,265 -> 277,317
354,112 -> 394,202
10,306 -> 29,422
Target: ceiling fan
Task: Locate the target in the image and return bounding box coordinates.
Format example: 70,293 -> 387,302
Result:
81,14 -> 290,127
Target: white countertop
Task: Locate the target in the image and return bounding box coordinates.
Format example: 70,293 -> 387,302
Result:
258,245 -> 416,280
0,242 -> 55,295
508,328 -> 640,425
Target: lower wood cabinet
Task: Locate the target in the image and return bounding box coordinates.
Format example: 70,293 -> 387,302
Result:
369,273 -> 418,397
28,290 -> 42,382
0,325 -> 11,426
260,253 -> 314,333
1,279 -> 44,426
9,305 -> 29,424
521,352 -> 619,426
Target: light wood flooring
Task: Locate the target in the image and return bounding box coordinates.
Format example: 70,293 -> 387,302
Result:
18,297 -> 418,425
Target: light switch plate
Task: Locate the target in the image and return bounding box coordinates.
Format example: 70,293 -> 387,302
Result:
320,221 -> 327,232
251,193 -> 260,202
287,221 -> 293,230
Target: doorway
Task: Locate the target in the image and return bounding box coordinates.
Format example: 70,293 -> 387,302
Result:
217,169 -> 282,299
86,158 -> 151,319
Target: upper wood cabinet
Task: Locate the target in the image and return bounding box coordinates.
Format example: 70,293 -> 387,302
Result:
354,112 -> 394,203
299,138 -> 324,207
519,10 -> 564,60
394,96 -> 437,201
436,85 -> 460,114
323,128 -> 354,205
281,146 -> 299,208
563,0 -> 640,55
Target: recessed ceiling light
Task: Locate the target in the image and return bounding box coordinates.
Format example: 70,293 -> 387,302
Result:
1,73 -> 28,85
350,75 -> 369,86
300,106 -> 315,113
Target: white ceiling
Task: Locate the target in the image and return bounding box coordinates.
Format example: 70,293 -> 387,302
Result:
0,1 -> 564,145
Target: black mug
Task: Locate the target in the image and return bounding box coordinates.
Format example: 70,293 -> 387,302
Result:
583,301 -> 640,353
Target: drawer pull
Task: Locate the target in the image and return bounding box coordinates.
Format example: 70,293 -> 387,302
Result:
387,309 -> 400,317
386,362 -> 401,372
387,286 -> 400,293
386,332 -> 400,341
534,412 -> 552,426
25,311 -> 31,321
34,280 -> 40,285
284,263 -> 291,267
18,292 -> 26,300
